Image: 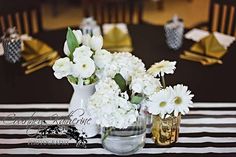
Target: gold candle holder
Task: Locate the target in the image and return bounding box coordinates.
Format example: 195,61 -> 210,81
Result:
151,115 -> 181,146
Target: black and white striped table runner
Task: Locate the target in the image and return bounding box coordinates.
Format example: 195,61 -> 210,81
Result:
0,103 -> 235,157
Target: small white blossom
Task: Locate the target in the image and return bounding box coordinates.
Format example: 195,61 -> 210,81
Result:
72,57 -> 95,78
93,49 -> 112,69
82,34 -> 91,46
90,35 -> 103,51
52,57 -> 73,79
73,45 -> 93,62
72,30 -> 83,45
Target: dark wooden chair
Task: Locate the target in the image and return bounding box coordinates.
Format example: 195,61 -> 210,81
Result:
155,0 -> 193,10
195,0 -> 236,36
82,0 -> 144,24
0,0 -> 43,36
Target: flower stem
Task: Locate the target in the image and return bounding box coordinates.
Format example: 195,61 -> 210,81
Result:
161,75 -> 166,88
102,127 -> 113,142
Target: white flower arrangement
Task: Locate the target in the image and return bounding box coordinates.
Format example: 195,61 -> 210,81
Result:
53,28 -> 194,127
88,52 -> 162,129
52,28 -> 111,85
146,60 -> 194,119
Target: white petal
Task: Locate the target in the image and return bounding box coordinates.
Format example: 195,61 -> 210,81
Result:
90,35 -> 103,51
82,34 -> 91,46
73,30 -> 83,45
93,49 -> 112,69
63,41 -> 70,56
73,45 -> 93,62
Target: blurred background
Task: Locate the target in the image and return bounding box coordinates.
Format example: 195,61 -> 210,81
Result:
40,0 -> 209,29
0,0 -> 210,30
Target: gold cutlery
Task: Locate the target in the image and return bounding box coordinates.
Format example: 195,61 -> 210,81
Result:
180,54 -> 209,65
184,51 -> 223,65
22,51 -> 57,67
25,55 -> 59,75
180,54 -> 222,66
25,52 -> 58,69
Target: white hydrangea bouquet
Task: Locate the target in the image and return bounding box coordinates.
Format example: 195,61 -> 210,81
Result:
88,52 -> 162,129
52,27 -> 108,85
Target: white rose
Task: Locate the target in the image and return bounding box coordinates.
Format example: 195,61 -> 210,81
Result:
72,57 -> 95,78
82,34 -> 91,46
63,41 -> 70,56
52,57 -> 73,79
93,49 -> 112,69
90,35 -> 103,51
73,45 -> 93,62
72,30 -> 83,45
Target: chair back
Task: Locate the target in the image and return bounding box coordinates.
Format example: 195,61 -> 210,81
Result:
82,0 -> 143,24
0,0 -> 43,36
208,0 -> 236,35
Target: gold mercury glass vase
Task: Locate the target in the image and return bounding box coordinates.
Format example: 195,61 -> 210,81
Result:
151,114 -> 181,146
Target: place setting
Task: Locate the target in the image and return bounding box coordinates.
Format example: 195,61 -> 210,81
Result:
0,27 -> 60,75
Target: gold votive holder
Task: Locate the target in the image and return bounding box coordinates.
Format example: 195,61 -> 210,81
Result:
151,114 -> 181,146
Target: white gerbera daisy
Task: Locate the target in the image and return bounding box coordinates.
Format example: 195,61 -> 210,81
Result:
73,45 -> 93,62
147,87 -> 174,118
148,60 -> 176,77
72,57 -> 95,78
172,84 -> 194,116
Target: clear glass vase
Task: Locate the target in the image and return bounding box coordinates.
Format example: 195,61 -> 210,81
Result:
151,115 -> 181,146
101,116 -> 146,155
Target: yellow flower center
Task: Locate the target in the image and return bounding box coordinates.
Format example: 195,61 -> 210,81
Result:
175,96 -> 182,105
158,65 -> 164,68
159,101 -> 167,107
82,64 -> 87,68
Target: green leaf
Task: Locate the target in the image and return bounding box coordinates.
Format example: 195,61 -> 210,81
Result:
66,27 -> 79,60
67,75 -> 78,85
131,95 -> 143,104
113,73 -> 127,92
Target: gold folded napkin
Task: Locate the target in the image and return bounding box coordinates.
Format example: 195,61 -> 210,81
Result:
103,26 -> 133,52
22,39 -> 54,61
191,34 -> 226,59
21,38 -> 59,74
